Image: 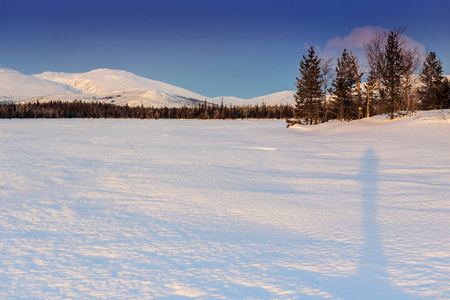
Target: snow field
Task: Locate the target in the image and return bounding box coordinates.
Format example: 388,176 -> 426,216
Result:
0,113 -> 449,299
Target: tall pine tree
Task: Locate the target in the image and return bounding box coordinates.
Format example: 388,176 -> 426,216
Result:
330,49 -> 356,122
294,47 -> 323,125
380,30 -> 404,119
419,52 -> 449,109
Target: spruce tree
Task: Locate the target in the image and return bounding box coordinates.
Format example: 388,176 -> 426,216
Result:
380,30 -> 404,119
419,52 -> 448,109
443,78 -> 450,109
294,47 -> 323,124
330,49 -> 356,122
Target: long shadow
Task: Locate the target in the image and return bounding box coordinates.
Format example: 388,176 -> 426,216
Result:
329,149 -> 419,299
285,149 -> 423,299
195,149 -> 428,299
358,149 -> 388,290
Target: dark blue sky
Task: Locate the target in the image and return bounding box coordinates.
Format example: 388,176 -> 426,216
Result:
1,0 -> 449,98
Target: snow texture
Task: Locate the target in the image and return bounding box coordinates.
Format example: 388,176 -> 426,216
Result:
0,110 -> 449,299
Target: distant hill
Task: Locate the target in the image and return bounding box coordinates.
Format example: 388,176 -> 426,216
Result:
0,68 -> 75,103
34,68 -> 207,100
0,67 -> 296,107
210,91 -> 295,106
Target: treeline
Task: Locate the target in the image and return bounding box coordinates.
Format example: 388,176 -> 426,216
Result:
0,100 -> 294,120
291,27 -> 450,125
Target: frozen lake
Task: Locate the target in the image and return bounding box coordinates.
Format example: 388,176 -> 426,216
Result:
0,116 -> 449,299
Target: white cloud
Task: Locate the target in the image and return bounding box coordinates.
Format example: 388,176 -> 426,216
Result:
325,26 -> 386,50
318,26 -> 426,61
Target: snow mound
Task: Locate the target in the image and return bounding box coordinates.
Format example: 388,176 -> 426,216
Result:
290,110 -> 450,136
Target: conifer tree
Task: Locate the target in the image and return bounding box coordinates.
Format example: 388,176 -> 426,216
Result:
350,51 -> 364,119
419,51 -> 449,109
294,47 -> 323,124
330,49 -> 356,122
380,30 -> 404,119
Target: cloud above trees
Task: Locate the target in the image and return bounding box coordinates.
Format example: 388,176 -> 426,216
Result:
317,26 -> 426,61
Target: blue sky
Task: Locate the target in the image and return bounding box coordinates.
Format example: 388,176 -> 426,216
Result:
1,0 -> 449,98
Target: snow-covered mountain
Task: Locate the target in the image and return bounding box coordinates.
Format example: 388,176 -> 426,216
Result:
1,67 -> 296,107
29,68 -> 208,107
210,91 -> 295,106
26,89 -> 206,108
34,68 -> 207,100
0,68 -> 76,103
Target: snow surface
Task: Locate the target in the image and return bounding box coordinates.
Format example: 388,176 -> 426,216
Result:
0,111 -> 449,299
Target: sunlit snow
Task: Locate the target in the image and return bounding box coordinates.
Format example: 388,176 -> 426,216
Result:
0,111 -> 449,299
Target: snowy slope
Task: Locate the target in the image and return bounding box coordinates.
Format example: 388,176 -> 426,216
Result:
34,68 -> 207,100
23,89 -> 205,108
0,68 -> 207,107
0,110 -> 448,299
0,68 -> 76,102
210,90 -> 296,106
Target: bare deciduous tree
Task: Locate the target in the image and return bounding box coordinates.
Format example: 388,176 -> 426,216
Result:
364,31 -> 386,117
320,57 -> 334,121
402,48 -> 423,111
364,27 -> 423,117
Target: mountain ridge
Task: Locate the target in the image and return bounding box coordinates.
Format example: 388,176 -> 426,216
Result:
1,67 -> 295,106
0,67 -> 75,102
